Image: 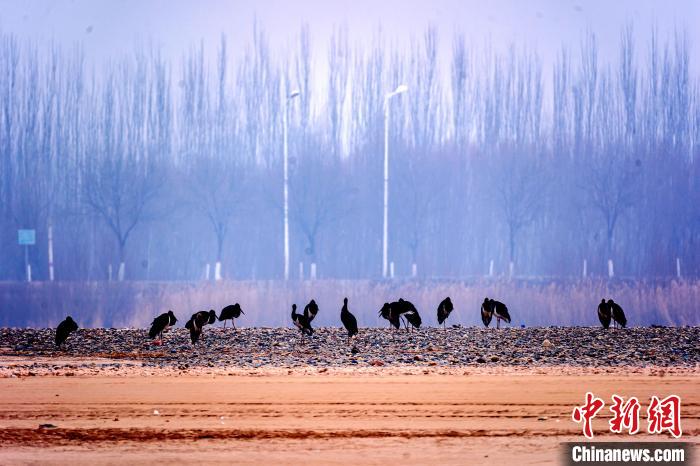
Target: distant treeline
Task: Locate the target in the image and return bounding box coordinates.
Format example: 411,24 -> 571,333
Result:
0,25 -> 699,281
0,279 -> 697,328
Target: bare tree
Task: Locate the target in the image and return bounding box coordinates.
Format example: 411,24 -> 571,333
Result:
619,24 -> 638,142
83,55 -> 171,280
553,47 -> 571,156
586,155 -> 641,260
493,151 -> 544,271
0,24 -> 699,282
327,25 -> 350,157
289,148 -> 354,268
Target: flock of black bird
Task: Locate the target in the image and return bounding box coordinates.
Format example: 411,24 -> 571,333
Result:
52,297 -> 628,347
597,298 -> 628,329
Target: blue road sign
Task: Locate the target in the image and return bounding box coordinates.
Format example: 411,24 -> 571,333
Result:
18,229 -> 36,246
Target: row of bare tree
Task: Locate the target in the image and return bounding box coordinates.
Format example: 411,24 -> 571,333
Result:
0,25 -> 699,281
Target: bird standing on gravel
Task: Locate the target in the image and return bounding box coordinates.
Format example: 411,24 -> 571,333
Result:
185,310 -> 217,344
292,304 -> 314,338
340,297 -> 358,343
218,303 -> 244,329
395,299 -> 421,331
597,299 -> 612,329
608,299 -> 627,328
304,299 -> 319,323
437,297 -> 454,329
55,316 -> 78,346
149,310 -> 177,342
480,298 -> 494,327
490,299 -> 511,329
378,302 -> 401,329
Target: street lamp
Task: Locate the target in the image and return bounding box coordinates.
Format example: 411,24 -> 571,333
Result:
382,84 -> 408,278
283,88 -> 300,280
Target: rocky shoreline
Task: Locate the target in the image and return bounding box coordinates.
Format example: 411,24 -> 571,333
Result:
1,326 -> 698,377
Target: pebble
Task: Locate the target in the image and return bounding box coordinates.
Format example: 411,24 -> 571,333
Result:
0,327 -> 697,375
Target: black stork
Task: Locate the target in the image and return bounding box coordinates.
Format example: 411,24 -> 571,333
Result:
480,297 -> 494,327
490,299 -> 511,329
378,302 -> 401,330
304,299 -> 319,323
437,297 -> 454,329
395,298 -> 421,331
149,310 -> 177,342
218,303 -> 244,329
340,297 -> 358,344
608,299 -> 627,328
55,316 -> 78,346
597,299 -> 612,329
291,304 -> 314,338
184,310 -> 217,344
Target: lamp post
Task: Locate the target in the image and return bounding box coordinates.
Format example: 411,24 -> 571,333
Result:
283,89 -> 300,280
382,84 -> 408,278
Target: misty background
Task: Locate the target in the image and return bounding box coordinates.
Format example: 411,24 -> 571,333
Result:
0,1 -> 699,327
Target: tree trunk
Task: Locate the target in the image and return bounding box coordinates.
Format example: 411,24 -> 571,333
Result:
118,239 -> 126,281
215,230 -> 225,281
508,223 -> 517,263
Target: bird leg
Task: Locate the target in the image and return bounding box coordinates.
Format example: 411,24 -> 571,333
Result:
497,318 -> 500,329
223,320 -> 227,330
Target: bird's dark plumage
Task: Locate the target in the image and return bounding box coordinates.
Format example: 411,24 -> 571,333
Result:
480,298 -> 493,327
149,310 -> 177,339
55,316 -> 78,346
403,309 -> 422,329
490,299 -> 511,328
597,299 -> 611,329
437,297 -> 454,326
378,302 -> 401,329
292,304 -> 314,336
393,299 -> 421,330
608,299 -> 627,328
184,310 -> 216,344
187,310 -> 217,328
340,297 -> 358,341
188,325 -> 201,344
304,299 -> 319,322
218,303 -> 244,329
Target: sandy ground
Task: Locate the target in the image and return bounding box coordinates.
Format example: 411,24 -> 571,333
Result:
0,372 -> 698,465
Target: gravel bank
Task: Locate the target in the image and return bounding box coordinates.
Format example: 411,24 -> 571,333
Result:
1,326 -> 698,377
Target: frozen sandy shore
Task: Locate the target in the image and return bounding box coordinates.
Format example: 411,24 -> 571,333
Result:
0,373 -> 698,465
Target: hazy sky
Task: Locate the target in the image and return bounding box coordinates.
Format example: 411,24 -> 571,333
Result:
1,0 -> 698,73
